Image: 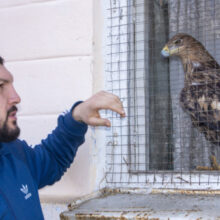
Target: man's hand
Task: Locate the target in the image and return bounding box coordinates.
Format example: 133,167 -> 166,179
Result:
72,91 -> 125,127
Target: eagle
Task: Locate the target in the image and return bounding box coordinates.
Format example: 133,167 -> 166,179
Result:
161,33 -> 220,170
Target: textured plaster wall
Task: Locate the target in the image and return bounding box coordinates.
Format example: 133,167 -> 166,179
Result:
0,0 -> 105,219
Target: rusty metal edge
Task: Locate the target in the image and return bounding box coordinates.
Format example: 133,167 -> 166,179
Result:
151,188 -> 220,195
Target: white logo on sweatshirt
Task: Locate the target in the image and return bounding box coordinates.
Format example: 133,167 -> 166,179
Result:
20,184 -> 32,200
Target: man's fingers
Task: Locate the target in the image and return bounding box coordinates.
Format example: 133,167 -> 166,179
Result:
107,100 -> 126,117
110,105 -> 125,117
105,92 -> 122,105
89,117 -> 111,127
93,91 -> 125,116
97,92 -> 125,117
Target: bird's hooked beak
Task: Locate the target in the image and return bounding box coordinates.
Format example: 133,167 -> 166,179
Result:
161,45 -> 170,57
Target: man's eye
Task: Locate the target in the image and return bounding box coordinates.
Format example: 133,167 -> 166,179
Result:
0,84 -> 4,89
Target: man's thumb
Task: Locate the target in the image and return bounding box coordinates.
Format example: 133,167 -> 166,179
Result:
89,117 -> 111,127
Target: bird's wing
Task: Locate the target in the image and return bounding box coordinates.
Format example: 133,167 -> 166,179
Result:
180,82 -> 220,144
189,69 -> 220,84
181,82 -> 220,129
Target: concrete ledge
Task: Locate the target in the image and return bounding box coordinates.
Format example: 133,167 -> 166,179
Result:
60,189 -> 220,219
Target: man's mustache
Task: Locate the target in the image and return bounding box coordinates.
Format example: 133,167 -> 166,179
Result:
7,106 -> 18,117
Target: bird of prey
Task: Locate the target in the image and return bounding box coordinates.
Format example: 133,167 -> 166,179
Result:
161,33 -> 220,170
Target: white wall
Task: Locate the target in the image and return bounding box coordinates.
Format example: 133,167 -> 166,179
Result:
0,0 -> 105,219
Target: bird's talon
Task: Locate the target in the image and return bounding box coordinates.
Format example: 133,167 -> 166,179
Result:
196,155 -> 220,171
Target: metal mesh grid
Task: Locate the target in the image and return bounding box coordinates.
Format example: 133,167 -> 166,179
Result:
105,0 -> 220,188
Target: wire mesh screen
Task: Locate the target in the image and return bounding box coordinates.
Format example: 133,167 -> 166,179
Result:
105,0 -> 220,188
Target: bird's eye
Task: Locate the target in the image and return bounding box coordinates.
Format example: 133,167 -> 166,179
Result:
174,39 -> 182,45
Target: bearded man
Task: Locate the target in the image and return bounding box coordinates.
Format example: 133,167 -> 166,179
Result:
0,57 -> 125,219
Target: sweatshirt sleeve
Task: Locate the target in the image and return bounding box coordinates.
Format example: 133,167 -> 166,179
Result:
22,102 -> 88,189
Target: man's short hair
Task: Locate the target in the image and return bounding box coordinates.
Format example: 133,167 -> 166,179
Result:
0,57 -> 4,65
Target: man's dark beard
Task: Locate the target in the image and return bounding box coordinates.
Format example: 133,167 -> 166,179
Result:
0,106 -> 20,142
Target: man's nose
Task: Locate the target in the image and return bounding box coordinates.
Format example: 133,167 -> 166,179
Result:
9,86 -> 21,105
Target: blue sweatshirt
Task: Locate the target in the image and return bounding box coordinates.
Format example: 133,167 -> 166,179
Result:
0,103 -> 88,219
